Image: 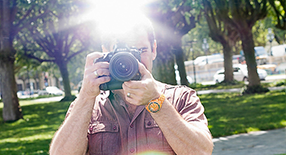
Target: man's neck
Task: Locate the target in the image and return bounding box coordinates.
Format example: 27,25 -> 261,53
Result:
112,89 -> 137,119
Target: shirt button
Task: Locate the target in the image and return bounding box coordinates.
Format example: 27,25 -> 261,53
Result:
147,121 -> 151,126
89,126 -> 93,132
113,125 -> 117,130
130,124 -> 134,128
130,148 -> 135,153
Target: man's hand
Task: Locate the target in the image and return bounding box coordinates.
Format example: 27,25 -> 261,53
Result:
122,61 -> 161,106
79,52 -> 111,100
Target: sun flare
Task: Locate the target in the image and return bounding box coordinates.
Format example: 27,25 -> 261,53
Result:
82,0 -> 152,36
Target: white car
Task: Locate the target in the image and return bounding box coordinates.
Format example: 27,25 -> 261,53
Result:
271,44 -> 286,56
45,86 -> 64,96
194,54 -> 223,66
214,64 -> 267,83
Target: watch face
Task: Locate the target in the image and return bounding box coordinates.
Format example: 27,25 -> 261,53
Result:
148,102 -> 161,113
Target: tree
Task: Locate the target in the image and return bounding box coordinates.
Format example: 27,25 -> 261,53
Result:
0,0 -> 55,122
202,0 -> 240,83
14,51 -> 43,91
144,0 -> 197,85
21,1 -> 92,101
213,0 -> 269,93
269,0 -> 286,30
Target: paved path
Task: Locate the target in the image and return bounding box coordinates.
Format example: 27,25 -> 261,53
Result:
212,128 -> 286,155
31,96 -> 63,102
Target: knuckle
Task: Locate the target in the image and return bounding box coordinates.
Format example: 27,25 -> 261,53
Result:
141,82 -> 148,90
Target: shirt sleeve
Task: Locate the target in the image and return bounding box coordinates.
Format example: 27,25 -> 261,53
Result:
166,85 -> 210,134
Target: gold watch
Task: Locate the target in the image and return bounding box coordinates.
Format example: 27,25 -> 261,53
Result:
146,94 -> 165,113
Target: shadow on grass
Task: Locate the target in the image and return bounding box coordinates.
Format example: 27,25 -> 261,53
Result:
200,90 -> 286,138
0,139 -> 51,155
0,101 -> 71,154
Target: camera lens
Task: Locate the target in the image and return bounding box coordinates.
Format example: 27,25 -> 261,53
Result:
109,52 -> 139,82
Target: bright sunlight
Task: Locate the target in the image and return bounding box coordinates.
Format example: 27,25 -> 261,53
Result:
81,0 -> 153,36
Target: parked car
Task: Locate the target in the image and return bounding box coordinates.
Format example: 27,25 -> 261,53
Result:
214,64 -> 267,83
271,44 -> 286,56
38,89 -> 50,96
194,54 -> 223,66
239,46 -> 268,65
38,86 -> 64,96
17,90 -> 34,96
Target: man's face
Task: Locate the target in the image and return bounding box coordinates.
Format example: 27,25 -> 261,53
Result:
105,30 -> 157,72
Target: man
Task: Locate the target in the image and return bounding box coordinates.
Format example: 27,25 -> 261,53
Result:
49,15 -> 213,155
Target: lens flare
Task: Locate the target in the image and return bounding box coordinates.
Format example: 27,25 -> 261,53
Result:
82,0 -> 153,36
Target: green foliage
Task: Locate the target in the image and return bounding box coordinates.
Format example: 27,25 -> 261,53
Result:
268,0 -> 286,30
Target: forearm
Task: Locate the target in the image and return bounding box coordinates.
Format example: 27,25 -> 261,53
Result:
49,96 -> 95,155
151,100 -> 213,155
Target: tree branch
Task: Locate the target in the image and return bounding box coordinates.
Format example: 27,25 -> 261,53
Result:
14,0 -> 57,34
14,4 -> 36,30
24,52 -> 55,63
66,48 -> 87,62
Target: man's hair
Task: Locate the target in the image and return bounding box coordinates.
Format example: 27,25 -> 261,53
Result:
100,14 -> 156,51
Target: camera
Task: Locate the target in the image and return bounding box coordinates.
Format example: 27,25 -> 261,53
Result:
95,44 -> 142,90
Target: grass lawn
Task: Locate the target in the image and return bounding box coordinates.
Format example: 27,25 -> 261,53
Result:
0,89 -> 285,154
200,90 -> 286,137
0,101 -> 71,155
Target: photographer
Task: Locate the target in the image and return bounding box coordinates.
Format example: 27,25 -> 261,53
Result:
49,15 -> 213,155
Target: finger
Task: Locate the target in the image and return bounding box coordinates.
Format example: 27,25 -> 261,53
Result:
123,89 -> 147,106
93,76 -> 111,86
137,61 -> 151,78
122,83 -> 136,97
94,68 -> 110,77
85,61 -> 109,78
122,82 -> 144,97
79,72 -> 110,96
123,79 -> 151,90
85,52 -> 104,67
84,63 -> 109,78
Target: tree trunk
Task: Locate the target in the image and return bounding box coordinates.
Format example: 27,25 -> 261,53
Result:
57,61 -> 72,97
0,0 -> 23,121
222,42 -> 233,82
0,56 -> 23,121
173,34 -> 189,85
240,31 -> 260,86
152,39 -> 176,85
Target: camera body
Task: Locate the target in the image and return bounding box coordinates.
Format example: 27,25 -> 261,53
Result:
95,44 -> 141,90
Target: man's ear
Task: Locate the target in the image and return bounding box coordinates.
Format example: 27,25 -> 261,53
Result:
101,45 -> 109,53
152,40 -> 157,60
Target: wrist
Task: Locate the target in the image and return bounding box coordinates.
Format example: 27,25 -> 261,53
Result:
146,94 -> 165,113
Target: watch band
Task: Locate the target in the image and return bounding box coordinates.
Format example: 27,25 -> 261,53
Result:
146,94 -> 165,113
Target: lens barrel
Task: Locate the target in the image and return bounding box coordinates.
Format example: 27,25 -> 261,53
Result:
109,52 -> 139,82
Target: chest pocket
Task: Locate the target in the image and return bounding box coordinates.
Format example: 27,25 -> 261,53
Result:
144,119 -> 174,154
88,121 -> 120,155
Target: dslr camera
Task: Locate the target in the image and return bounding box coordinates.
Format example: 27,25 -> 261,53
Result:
95,44 -> 142,90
